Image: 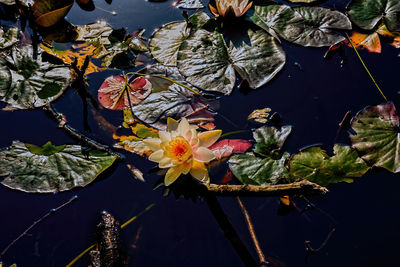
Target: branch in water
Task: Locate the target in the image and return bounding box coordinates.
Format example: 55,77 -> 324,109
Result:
201,180 -> 328,197
44,104 -> 124,160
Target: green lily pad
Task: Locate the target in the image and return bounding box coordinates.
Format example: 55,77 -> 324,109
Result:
289,144 -> 370,186
149,12 -> 210,66
350,102 -> 400,173
251,5 -> 352,47
0,26 -> 18,50
0,141 -> 117,193
347,0 -> 400,32
177,29 -> 285,94
0,45 -> 71,110
228,126 -> 292,185
229,152 -> 290,185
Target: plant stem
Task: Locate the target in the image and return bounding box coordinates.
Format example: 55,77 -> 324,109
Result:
346,33 -> 388,102
236,197 -> 268,267
0,195 -> 78,258
44,104 -> 124,160
201,180 -> 328,197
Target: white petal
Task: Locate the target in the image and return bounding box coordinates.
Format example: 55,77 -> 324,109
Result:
143,138 -> 161,151
177,118 -> 190,136
148,149 -> 164,162
193,147 -> 215,162
159,157 -> 173,168
158,131 -> 171,143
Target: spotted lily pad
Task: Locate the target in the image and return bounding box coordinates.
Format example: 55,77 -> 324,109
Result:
347,0 -> 400,32
177,29 -> 285,94
228,126 -> 292,185
0,45 -> 71,110
0,26 -> 18,50
289,145 -> 370,186
0,141 -> 117,193
350,102 -> 400,173
251,5 -> 352,47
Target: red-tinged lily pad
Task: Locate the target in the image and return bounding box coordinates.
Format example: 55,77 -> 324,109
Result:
209,139 -> 253,160
98,75 -> 152,110
32,0 -> 74,28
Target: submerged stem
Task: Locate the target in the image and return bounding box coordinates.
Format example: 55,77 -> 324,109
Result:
346,33 -> 388,102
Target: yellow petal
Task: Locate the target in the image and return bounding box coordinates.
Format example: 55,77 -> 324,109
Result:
177,117 -> 190,136
148,149 -> 164,162
198,130 -> 222,148
209,4 -> 220,17
143,138 -> 161,151
167,117 -> 179,132
181,160 -> 193,175
194,147 -> 215,162
159,157 -> 173,168
158,131 -> 171,143
190,160 -> 209,183
165,165 -> 183,186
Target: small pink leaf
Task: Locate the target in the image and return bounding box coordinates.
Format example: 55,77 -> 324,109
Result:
209,139 -> 252,160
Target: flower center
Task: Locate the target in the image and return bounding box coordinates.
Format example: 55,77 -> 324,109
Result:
165,137 -> 192,162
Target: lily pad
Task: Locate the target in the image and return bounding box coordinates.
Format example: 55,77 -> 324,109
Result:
177,28 -> 285,94
0,45 -> 71,110
0,141 -> 117,193
174,0 -> 204,9
75,20 -> 114,45
0,26 -> 18,50
251,5 -> 352,47
228,126 -> 292,185
0,0 -> 16,5
32,0 -> 74,27
347,0 -> 400,32
150,12 -> 210,66
350,102 -> 400,173
289,144 -> 370,186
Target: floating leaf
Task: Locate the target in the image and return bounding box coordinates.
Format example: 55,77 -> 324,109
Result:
289,144 -> 370,186
0,45 -> 71,110
32,0 -> 74,27
209,139 -> 252,160
350,102 -> 400,173
347,0 -> 400,32
0,26 -> 18,50
251,5 -> 351,47
98,75 -> 152,110
131,123 -> 159,138
0,0 -> 16,5
348,31 -> 381,53
228,126 -> 291,185
248,108 -> 271,124
127,164 -> 145,182
174,0 -> 204,9
0,141 -> 117,193
75,20 -> 114,44
177,28 -> 285,94
132,83 -> 216,130
150,12 -> 210,66
376,24 -> 400,48
113,134 -> 153,157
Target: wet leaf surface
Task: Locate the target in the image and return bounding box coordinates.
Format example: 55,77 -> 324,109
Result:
0,45 -> 71,110
0,141 -> 117,193
0,26 -> 18,50
350,102 -> 400,173
32,0 -> 74,27
177,28 -> 285,94
174,0 -> 204,9
289,144 -> 370,186
347,0 -> 400,32
251,5 -> 351,47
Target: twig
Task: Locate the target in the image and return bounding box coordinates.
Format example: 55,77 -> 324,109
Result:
44,103 -> 124,160
346,33 -> 388,101
204,194 -> 258,267
201,180 -> 328,197
236,197 -> 268,267
0,195 -> 78,258
305,227 -> 336,264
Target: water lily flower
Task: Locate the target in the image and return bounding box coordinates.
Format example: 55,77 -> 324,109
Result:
209,0 -> 253,18
144,118 -> 222,186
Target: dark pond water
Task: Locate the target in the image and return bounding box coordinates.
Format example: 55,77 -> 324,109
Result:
1,0 -> 400,266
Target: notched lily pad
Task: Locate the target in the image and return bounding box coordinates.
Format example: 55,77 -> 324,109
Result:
289,144 -> 370,186
228,126 -> 292,185
347,0 -> 400,32
0,45 -> 71,110
350,102 -> 400,173
0,141 -> 117,193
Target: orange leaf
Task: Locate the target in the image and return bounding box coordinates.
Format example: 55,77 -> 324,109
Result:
33,0 -> 74,27
348,32 -> 381,53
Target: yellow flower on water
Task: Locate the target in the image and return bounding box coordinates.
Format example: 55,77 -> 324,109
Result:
144,118 -> 222,186
209,0 -> 253,18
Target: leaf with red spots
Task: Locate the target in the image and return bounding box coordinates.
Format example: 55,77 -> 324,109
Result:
209,139 -> 252,160
98,75 -> 152,110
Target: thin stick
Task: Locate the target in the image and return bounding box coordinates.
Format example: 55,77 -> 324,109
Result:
236,197 -> 268,267
346,33 -> 388,101
1,195 -> 78,258
201,180 -> 328,197
44,104 -> 124,160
